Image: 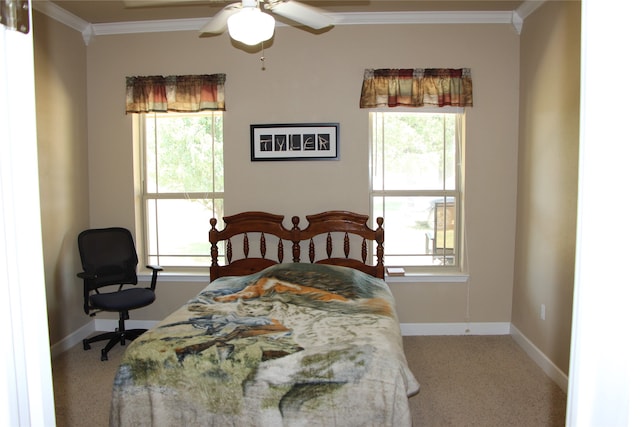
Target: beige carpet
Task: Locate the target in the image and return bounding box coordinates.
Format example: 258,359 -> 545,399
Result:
52,335 -> 566,427
404,336 -> 566,427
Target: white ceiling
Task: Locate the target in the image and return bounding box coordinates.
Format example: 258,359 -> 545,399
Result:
32,0 -> 547,44
42,0 -> 526,24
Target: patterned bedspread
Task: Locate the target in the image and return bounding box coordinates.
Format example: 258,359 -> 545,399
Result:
110,263 -> 419,426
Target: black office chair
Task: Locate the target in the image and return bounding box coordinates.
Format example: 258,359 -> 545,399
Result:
77,227 -> 162,361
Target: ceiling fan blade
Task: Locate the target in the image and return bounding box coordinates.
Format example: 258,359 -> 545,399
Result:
200,3 -> 242,34
268,0 -> 333,30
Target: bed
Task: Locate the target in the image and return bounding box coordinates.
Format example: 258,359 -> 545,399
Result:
110,211 -> 419,426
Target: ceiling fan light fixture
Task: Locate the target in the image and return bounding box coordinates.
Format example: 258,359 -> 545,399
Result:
227,7 -> 275,46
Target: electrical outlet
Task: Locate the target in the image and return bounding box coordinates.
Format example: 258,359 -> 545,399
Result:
540,304 -> 546,320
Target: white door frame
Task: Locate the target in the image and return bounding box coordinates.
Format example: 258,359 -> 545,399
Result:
0,3 -> 56,425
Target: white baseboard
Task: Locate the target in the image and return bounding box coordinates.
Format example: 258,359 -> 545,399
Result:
50,320 -> 568,393
401,322 -> 511,336
510,324 -> 568,392
49,319 -> 159,358
49,321 -> 96,358
53,321 -> 510,356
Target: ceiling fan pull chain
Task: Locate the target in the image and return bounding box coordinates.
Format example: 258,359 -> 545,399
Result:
260,41 -> 267,70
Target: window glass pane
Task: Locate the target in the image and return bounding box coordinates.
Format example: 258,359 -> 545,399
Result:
146,199 -> 219,267
372,113 -> 456,191
374,196 -> 430,256
145,113 -> 214,193
374,196 -> 457,266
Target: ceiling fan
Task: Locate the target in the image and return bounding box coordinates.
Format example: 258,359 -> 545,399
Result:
124,0 -> 335,45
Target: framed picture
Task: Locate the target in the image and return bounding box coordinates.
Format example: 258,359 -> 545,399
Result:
250,123 -> 339,161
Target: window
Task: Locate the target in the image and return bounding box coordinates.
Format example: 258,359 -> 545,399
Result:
140,111 -> 223,269
370,111 -> 463,272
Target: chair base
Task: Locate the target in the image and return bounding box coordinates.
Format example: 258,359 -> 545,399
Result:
83,328 -> 147,361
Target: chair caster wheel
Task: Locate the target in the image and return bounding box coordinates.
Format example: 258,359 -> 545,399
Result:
83,340 -> 90,351
101,350 -> 108,361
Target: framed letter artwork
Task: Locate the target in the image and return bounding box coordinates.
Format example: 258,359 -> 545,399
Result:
250,123 -> 339,161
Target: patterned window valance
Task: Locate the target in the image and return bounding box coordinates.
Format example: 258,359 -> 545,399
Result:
126,74 -> 226,114
360,68 -> 473,108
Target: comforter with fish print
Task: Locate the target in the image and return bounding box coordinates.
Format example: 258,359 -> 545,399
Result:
110,263 -> 420,427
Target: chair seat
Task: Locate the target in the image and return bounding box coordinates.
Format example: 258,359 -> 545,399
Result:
89,287 -> 155,312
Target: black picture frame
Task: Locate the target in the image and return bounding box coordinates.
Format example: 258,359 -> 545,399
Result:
250,123 -> 339,161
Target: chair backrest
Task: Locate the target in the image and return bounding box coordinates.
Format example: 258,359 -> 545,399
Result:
78,227 -> 139,289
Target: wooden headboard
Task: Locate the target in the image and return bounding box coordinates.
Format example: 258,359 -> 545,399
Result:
209,211 -> 384,281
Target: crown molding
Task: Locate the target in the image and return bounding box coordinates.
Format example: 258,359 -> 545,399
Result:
92,17 -> 208,36
513,0 -> 547,34
330,11 -> 514,26
92,11 -> 515,36
516,0 -> 547,20
32,0 -> 94,44
32,0 -> 546,45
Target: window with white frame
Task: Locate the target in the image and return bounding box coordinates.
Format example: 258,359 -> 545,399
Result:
370,111 -> 464,272
140,111 -> 224,269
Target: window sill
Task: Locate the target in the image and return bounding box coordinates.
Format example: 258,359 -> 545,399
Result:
138,272 -> 211,284
139,271 -> 470,285
385,273 -> 469,284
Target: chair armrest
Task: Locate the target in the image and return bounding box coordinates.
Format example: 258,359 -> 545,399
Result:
77,271 -> 97,314
146,265 -> 163,291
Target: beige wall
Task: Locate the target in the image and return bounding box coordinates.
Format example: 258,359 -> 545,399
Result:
34,11 -> 530,346
33,12 -> 90,345
84,23 -> 520,325
512,0 -> 581,375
